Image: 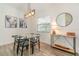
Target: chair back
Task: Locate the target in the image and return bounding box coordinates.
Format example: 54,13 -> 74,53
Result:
35,34 -> 40,39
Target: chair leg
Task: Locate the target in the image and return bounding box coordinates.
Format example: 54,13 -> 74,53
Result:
13,42 -> 16,50
21,46 -> 24,56
31,44 -> 34,54
38,40 -> 40,51
17,43 -> 19,55
26,45 -> 28,50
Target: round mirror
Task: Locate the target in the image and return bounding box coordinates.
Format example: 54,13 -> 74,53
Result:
56,12 -> 73,27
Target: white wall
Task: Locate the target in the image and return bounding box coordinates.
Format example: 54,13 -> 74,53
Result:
31,3 -> 79,53
1,3 -> 79,53
0,4 -> 28,46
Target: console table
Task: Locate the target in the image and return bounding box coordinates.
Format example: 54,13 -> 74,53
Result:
51,32 -> 76,56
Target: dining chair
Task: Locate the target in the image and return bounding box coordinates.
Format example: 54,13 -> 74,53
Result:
17,37 -> 36,56
30,33 -> 40,51
35,34 -> 40,51
16,38 -> 29,56
12,35 -> 19,49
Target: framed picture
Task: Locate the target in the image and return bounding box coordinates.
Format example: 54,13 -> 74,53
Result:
19,18 -> 27,28
5,15 -> 17,28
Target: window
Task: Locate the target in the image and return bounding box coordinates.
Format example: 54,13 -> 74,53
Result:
37,16 -> 51,32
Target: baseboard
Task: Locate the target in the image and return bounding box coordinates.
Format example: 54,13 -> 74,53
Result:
0,41 -> 13,47
40,41 -> 51,46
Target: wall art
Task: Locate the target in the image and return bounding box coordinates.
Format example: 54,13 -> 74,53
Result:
19,18 -> 27,28
5,15 -> 17,28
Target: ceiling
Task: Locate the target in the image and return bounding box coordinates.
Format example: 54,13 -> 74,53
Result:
5,3 -> 28,11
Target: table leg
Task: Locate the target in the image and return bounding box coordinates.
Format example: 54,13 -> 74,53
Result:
73,37 -> 76,56
29,38 -> 30,56
38,39 -> 40,51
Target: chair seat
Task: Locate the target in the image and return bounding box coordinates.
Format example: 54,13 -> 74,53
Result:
19,41 -> 29,47
30,37 -> 37,43
30,39 -> 37,43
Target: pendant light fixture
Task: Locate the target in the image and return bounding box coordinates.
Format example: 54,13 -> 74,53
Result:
24,3 -> 35,18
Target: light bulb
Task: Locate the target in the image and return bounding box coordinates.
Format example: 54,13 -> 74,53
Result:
31,12 -> 34,15
28,13 -> 31,16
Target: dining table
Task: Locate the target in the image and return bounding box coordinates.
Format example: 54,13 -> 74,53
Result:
12,33 -> 40,56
